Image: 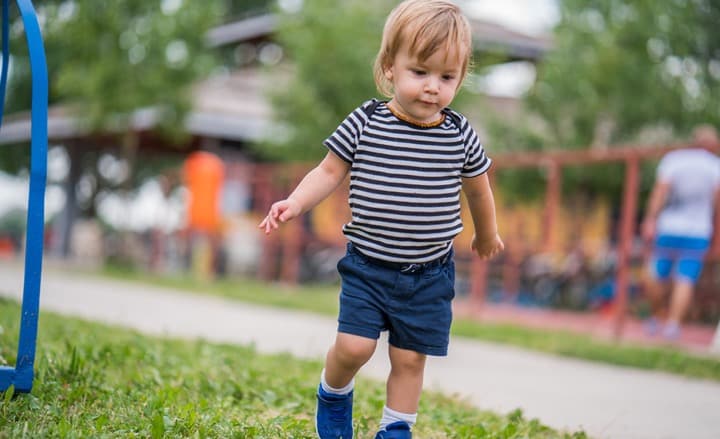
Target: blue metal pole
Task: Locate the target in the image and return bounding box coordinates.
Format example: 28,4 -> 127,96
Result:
0,0 -> 48,394
0,0 -> 9,127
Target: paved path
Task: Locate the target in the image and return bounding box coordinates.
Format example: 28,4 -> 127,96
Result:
1,264 -> 719,439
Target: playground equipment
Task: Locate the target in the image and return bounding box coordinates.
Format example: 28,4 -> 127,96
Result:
0,0 -> 48,393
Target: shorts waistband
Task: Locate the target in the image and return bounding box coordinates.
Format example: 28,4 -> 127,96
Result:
347,243 -> 452,274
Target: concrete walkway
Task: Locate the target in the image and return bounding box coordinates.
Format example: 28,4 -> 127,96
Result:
1,263 -> 719,439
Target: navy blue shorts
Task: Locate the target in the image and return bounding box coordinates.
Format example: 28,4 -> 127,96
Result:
336,244 -> 456,356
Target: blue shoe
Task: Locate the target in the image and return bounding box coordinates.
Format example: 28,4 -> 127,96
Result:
316,385 -> 353,438
375,421 -> 412,439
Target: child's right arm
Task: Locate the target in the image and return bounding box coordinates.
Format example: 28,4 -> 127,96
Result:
259,152 -> 350,235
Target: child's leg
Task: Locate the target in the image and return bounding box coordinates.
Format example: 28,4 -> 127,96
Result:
324,332 -> 377,388
384,345 -> 426,424
316,332 -> 376,438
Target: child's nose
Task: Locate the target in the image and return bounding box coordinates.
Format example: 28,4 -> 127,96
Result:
424,76 -> 440,93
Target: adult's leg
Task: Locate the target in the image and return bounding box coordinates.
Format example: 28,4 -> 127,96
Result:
667,279 -> 694,325
324,332 -> 377,388
643,275 -> 666,317
644,256 -> 672,319
665,250 -> 707,328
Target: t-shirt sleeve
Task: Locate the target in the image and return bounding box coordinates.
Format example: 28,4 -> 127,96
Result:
323,101 -> 373,164
459,114 -> 492,178
656,153 -> 675,182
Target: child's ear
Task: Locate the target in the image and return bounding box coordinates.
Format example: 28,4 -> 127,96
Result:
384,67 -> 393,81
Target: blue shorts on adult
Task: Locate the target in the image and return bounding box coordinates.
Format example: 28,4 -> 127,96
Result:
336,244 -> 456,356
651,234 -> 710,284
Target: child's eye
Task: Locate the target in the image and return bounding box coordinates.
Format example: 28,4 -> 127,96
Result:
412,69 -> 426,76
442,75 -> 455,81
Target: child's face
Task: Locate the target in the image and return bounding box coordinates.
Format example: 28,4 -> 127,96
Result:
385,45 -> 463,124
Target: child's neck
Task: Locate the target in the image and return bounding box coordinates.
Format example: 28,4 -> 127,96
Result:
387,100 -> 444,128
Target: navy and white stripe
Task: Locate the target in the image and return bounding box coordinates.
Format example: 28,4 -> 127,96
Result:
324,100 -> 491,263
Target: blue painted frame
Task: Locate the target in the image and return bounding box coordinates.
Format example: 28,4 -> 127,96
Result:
0,0 -> 48,394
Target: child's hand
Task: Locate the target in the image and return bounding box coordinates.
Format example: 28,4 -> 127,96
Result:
258,198 -> 302,235
471,233 -> 504,260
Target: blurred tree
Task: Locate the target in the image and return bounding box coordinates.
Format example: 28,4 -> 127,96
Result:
1,0 -> 224,256
225,0 -> 272,18
258,0 -> 391,162
4,0 -> 223,172
527,0 -> 720,149
486,0 -> 720,202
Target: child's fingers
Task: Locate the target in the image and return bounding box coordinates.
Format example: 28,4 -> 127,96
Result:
258,205 -> 282,234
257,200 -> 298,234
263,217 -> 273,234
259,216 -> 271,234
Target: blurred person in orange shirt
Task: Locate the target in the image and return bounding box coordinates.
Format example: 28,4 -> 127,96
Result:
183,150 -> 225,280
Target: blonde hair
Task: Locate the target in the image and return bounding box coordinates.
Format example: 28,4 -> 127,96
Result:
373,0 -> 473,97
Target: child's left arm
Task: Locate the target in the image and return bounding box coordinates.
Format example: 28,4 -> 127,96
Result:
461,174 -> 504,259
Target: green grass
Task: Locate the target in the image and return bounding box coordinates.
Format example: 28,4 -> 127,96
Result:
0,299 -> 584,438
98,267 -> 720,382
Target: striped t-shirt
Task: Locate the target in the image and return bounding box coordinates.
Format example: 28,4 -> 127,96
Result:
324,100 -> 492,263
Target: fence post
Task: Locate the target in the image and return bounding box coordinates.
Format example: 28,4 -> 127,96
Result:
469,258 -> 488,308
542,160 -> 561,252
280,166 -> 306,284
613,155 -> 640,339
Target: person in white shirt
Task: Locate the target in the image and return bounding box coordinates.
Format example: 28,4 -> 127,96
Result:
641,125 -> 720,339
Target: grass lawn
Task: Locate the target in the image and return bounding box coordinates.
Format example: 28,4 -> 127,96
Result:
0,299 -> 585,438
99,267 -> 720,382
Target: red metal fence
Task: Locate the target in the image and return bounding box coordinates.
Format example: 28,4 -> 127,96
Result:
247,139 -> 720,338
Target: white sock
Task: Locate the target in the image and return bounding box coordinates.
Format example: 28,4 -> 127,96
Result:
379,405 -> 417,430
320,369 -> 354,395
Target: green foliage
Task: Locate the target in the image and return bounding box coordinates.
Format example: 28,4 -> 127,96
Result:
484,0 -> 720,201
527,0 -> 720,148
257,0 -> 391,162
48,0 -> 221,135
1,1 -> 224,175
225,0 -> 273,18
0,299 -> 580,437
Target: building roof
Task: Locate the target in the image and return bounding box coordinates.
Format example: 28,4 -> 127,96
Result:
469,19 -> 552,62
207,14 -> 277,47
208,13 -> 552,62
0,68 -> 273,145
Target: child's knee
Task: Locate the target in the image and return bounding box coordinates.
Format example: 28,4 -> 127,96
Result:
333,333 -> 376,364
